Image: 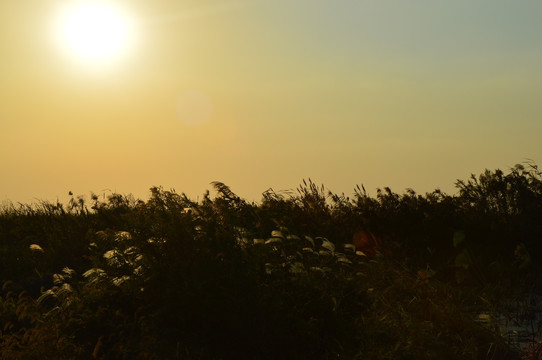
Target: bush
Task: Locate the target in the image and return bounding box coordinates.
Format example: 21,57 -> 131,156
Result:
3,165 -> 541,359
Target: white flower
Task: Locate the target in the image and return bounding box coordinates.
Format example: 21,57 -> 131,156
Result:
112,275 -> 130,286
343,244 -> 356,252
321,239 -> 335,252
103,250 -> 117,259
62,267 -> 76,278
83,268 -> 105,278
29,244 -> 44,252
115,231 -> 132,241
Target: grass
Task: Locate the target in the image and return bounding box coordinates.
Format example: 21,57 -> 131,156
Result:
1,163 -> 542,359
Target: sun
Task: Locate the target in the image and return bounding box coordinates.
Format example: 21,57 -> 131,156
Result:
52,1 -> 136,66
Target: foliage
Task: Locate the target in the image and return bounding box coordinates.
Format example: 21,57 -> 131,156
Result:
1,164 -> 542,358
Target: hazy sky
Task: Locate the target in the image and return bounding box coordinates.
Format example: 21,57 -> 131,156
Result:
2,0 -> 542,204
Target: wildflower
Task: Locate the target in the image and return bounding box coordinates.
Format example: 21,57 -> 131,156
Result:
321,239 -> 335,252
83,268 -> 105,278
112,275 -> 130,286
29,244 -> 44,252
115,231 -> 132,241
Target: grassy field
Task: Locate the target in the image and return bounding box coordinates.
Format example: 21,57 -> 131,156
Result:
2,163 -> 542,359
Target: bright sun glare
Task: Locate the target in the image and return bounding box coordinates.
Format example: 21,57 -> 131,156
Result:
53,1 -> 135,66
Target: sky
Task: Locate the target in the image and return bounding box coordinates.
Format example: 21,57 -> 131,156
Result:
1,0 -> 542,204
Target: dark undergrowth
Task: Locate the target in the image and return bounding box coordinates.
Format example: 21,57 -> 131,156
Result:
1,163 -> 542,359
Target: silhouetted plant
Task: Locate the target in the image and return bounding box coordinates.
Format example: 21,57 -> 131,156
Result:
3,164 -> 542,358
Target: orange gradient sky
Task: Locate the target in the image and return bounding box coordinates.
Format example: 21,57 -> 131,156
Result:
2,0 -> 542,204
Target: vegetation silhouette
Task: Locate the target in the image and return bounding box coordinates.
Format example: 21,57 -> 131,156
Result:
1,163 -> 542,359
